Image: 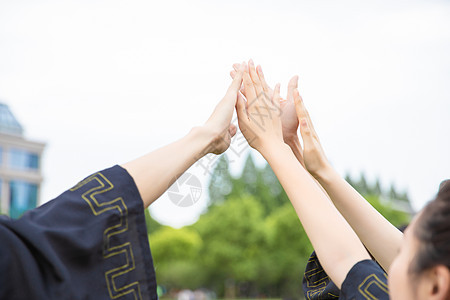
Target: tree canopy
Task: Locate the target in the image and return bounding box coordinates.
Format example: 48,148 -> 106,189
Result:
147,153 -> 412,298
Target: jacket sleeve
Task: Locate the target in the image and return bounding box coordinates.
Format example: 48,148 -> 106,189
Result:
340,259 -> 389,300
0,165 -> 158,300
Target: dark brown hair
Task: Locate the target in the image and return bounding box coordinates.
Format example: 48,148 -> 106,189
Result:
411,180 -> 450,273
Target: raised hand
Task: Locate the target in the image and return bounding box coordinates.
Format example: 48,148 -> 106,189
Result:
293,88 -> 403,273
121,63 -> 245,208
293,88 -> 330,177
231,64 -> 303,158
235,60 -> 284,154
280,76 -> 300,142
234,63 -> 372,289
204,63 -> 245,154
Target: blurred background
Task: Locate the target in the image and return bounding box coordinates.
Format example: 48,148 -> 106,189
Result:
0,0 -> 449,298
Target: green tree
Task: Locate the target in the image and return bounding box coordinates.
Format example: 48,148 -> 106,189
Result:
150,161 -> 413,298
145,208 -> 162,234
260,203 -> 313,298
209,153 -> 288,216
373,178 -> 382,196
226,154 -> 258,200
192,195 -> 266,297
389,183 -> 398,200
149,226 -> 204,289
344,173 -> 412,222
256,164 -> 289,215
357,172 -> 370,195
366,195 -> 410,227
208,154 -> 233,205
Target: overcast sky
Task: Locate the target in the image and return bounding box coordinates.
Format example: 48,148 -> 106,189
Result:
1,0 -> 449,227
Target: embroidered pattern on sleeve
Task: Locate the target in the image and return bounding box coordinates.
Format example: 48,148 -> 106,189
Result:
357,273 -> 389,300
70,172 -> 143,300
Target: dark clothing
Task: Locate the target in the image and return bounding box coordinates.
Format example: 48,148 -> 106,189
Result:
0,165 -> 158,300
303,251 -> 389,300
303,251 -> 340,299
340,259 -> 389,300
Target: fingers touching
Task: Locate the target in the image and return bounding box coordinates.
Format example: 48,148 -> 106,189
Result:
294,88 -> 318,139
272,83 -> 282,126
236,90 -> 249,127
248,59 -> 264,97
226,62 -> 245,97
231,61 -> 273,97
272,83 -> 281,107
256,65 -> 271,94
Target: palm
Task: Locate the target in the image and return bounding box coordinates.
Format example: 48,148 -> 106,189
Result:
230,66 -> 300,142
203,63 -> 244,155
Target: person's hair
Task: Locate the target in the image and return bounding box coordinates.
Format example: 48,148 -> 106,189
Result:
411,180 -> 450,274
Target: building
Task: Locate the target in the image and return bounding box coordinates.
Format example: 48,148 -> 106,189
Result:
0,103 -> 45,218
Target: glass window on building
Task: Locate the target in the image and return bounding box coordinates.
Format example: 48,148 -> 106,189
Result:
0,179 -> 2,215
9,180 -> 38,219
9,148 -> 39,170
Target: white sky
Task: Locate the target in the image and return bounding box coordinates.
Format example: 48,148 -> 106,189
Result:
1,0 -> 449,227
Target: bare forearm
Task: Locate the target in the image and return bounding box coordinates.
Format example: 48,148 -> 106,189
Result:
314,166 -> 403,271
286,136 -> 330,197
121,126 -> 214,208
285,135 -> 305,168
261,143 -> 370,288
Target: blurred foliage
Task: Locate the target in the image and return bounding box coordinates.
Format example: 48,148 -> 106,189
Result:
192,196 -> 265,297
150,226 -> 204,289
147,153 -> 412,299
145,208 -> 161,234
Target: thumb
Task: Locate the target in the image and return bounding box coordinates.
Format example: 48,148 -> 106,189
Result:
235,92 -> 248,120
294,89 -> 313,142
226,62 -> 245,96
293,89 -> 305,118
228,124 -> 237,138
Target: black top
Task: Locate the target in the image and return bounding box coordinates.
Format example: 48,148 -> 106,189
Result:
340,259 -> 389,300
0,165 -> 158,300
303,251 -> 340,299
303,251 -> 389,299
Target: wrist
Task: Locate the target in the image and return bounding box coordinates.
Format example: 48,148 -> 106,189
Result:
188,126 -> 216,158
284,135 -> 301,152
283,133 -> 299,145
258,139 -> 291,161
284,135 -> 300,149
311,162 -> 335,183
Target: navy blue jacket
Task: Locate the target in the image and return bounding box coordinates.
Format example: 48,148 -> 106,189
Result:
0,165 -> 158,300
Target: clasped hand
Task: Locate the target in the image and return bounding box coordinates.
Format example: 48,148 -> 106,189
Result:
203,59 -> 330,177
232,60 -> 329,177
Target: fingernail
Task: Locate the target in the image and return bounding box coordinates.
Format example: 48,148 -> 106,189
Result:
249,59 -> 254,66
301,119 -> 308,127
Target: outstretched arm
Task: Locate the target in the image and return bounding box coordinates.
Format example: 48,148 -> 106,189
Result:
234,61 -> 404,271
236,60 -> 370,288
122,64 -> 245,208
292,87 -> 403,272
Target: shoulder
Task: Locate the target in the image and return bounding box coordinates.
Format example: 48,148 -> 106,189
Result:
340,259 -> 389,300
303,251 -> 340,299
